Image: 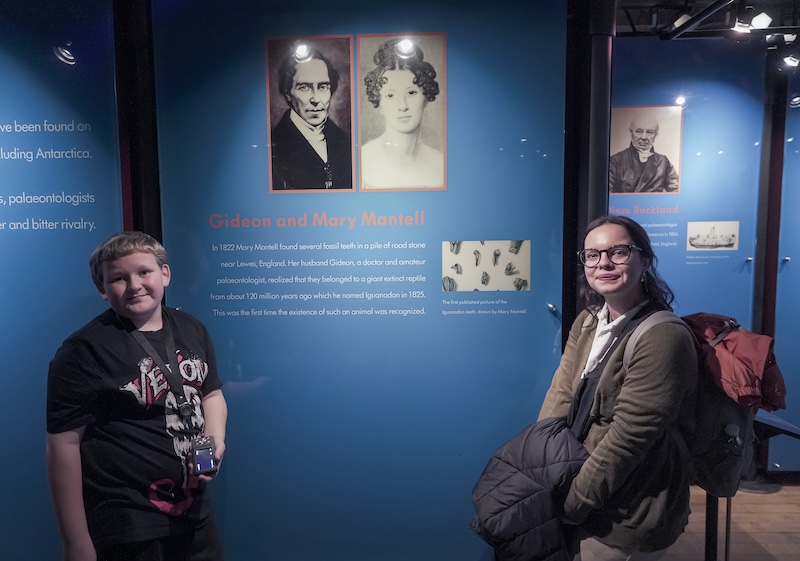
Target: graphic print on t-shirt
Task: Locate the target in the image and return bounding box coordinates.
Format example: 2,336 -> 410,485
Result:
120,348 -> 210,515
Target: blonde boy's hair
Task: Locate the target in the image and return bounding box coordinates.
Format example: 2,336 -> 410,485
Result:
89,231 -> 169,289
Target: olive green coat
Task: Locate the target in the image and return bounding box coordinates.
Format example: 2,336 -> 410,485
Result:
539,307 -> 698,552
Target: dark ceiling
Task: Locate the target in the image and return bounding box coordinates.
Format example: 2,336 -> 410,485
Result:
616,0 -> 800,38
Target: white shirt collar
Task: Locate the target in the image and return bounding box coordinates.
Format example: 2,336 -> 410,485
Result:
583,300 -> 650,377
289,110 -> 328,162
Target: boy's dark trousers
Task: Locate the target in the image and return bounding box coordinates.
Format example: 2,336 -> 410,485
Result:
95,516 -> 224,561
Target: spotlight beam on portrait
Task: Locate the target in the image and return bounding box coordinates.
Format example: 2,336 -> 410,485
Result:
394,39 -> 416,59
293,42 -> 312,63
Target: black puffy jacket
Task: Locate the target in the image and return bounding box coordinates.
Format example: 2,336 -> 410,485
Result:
470,417 -> 588,561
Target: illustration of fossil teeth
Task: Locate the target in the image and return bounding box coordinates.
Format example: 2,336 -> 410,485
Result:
493,249 -> 501,266
451,263 -> 462,274
473,250 -> 481,266
509,240 -> 523,254
481,271 -> 489,285
504,262 -> 518,276
442,276 -> 457,291
449,241 -> 461,254
513,278 -> 528,291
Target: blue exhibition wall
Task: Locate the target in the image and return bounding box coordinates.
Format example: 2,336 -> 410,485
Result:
770,70 -> 800,471
0,1 -> 123,557
610,38 -> 766,326
152,0 -> 566,559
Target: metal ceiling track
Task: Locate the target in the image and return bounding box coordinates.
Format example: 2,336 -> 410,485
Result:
660,0 -> 736,39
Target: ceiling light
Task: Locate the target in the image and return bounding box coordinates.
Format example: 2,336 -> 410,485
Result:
672,14 -> 692,28
732,2 -> 755,33
766,34 -> 788,49
54,45 -> 75,65
732,21 -> 751,33
751,12 -> 772,29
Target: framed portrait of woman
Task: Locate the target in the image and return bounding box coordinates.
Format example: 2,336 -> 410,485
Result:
358,33 -> 446,191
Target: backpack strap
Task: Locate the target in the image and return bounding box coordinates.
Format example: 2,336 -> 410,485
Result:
622,310 -> 698,481
708,317 -> 740,347
622,310 -> 688,369
568,315 -> 645,441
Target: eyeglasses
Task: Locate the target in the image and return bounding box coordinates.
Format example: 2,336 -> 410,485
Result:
578,244 -> 641,267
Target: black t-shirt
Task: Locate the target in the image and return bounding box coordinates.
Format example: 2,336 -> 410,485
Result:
47,307 -> 222,546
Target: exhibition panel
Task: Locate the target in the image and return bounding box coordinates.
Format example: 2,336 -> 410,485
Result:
0,1 -> 123,557
152,1 -> 567,558
610,37 -> 766,326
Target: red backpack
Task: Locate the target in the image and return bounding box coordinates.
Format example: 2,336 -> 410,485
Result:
624,311 -> 786,497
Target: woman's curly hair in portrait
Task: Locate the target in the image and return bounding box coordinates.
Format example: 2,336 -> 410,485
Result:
364,39 -> 439,108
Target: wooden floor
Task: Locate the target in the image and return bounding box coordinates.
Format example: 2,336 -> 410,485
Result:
664,484 -> 800,561
583,482 -> 800,560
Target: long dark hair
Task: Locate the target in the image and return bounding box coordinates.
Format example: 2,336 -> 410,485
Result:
577,215 -> 675,311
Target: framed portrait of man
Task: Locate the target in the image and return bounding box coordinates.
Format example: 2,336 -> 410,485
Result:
358,32 -> 446,191
609,105 -> 683,194
266,35 -> 354,192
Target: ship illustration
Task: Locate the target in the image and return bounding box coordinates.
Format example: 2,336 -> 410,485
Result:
688,226 -> 736,249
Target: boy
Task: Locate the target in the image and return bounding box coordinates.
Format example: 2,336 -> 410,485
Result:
46,231 -> 227,561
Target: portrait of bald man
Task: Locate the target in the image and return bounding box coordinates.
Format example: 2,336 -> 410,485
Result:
609,111 -> 680,194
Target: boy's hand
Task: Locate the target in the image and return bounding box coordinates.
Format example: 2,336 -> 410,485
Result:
198,389 -> 227,481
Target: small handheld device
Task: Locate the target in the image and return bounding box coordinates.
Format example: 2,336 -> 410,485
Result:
191,436 -> 217,475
